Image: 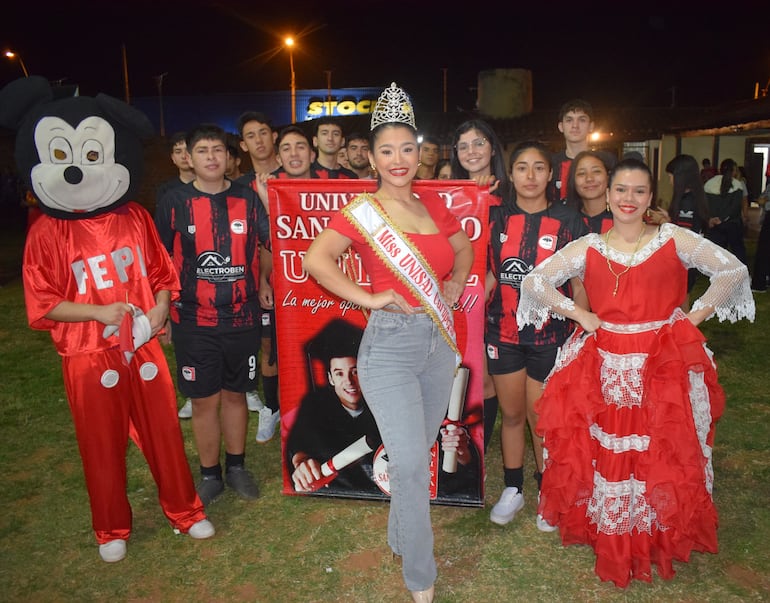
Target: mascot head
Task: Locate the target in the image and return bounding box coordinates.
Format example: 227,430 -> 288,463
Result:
0,76 -> 154,219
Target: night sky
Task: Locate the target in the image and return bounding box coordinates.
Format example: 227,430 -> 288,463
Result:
3,0 -> 769,114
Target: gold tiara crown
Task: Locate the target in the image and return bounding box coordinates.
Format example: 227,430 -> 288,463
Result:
370,82 -> 416,131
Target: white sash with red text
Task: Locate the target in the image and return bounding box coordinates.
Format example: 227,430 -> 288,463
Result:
343,193 -> 460,363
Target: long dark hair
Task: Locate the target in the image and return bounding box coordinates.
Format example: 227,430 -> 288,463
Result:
718,159 -> 737,196
608,157 -> 658,210
449,119 -> 511,200
565,150 -> 610,211
509,140 -> 553,205
369,122 -> 418,186
665,154 -> 709,227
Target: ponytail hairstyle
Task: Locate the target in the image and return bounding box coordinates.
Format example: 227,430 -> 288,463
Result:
718,158 -> 737,197
665,154 -> 709,227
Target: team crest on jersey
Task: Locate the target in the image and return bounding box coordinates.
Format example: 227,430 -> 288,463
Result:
231,219 -> 245,235
182,366 -> 196,381
499,257 -> 531,289
486,344 -> 499,360
499,233 -> 508,243
188,225 -> 196,234
196,251 -> 246,283
538,234 -> 556,251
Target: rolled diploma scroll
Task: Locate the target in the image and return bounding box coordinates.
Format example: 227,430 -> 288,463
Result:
442,366 -> 470,474
320,434 -> 374,477
306,434 -> 380,492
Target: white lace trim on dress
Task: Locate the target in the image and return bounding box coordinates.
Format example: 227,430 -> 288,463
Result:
589,423 -> 650,453
688,368 -> 715,495
584,472 -> 663,536
598,350 -> 647,408
517,223 -> 755,329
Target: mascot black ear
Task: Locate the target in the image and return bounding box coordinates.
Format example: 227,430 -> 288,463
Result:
95,93 -> 155,141
0,76 -> 53,131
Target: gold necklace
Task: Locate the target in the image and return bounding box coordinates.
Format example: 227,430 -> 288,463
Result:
604,226 -> 645,296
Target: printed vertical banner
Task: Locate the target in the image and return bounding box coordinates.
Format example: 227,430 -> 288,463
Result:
268,179 -> 488,507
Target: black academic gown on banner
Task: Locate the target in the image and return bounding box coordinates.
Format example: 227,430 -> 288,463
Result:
286,388 -> 384,497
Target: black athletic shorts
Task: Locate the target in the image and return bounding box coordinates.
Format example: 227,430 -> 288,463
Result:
485,340 -> 559,382
172,324 -> 260,398
261,308 -> 274,338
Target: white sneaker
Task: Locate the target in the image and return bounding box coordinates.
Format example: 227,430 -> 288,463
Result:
178,399 -> 193,419
536,514 -> 558,532
246,390 -> 264,412
490,487 -> 524,525
536,492 -> 558,532
188,519 -> 216,539
99,539 -> 127,562
255,407 -> 280,443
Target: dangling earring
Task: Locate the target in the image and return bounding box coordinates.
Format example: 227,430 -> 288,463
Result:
605,201 -> 610,212
646,207 -> 652,218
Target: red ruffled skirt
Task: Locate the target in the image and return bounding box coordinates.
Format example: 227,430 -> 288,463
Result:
535,314 -> 724,587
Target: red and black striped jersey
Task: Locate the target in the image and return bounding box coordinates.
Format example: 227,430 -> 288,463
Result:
310,160 -> 358,179
487,202 -> 587,345
154,180 -> 269,330
583,209 -> 613,234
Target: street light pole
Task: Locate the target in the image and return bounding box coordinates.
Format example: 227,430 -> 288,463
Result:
442,67 -> 448,113
122,44 -> 130,104
5,51 -> 29,77
285,37 -> 296,124
154,72 -> 168,137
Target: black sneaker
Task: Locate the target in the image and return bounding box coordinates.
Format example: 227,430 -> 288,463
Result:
225,465 -> 260,500
196,475 -> 224,507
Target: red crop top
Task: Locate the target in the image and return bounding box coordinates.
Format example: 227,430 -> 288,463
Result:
327,191 -> 461,307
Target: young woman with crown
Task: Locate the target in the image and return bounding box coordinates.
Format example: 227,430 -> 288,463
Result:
303,82 -> 473,603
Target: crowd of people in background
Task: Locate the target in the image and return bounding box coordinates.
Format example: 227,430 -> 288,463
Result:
42,87 -> 759,597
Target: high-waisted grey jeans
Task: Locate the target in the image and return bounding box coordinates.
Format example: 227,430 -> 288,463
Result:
357,309 -> 456,591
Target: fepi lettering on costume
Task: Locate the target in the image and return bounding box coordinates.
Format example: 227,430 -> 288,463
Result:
72,245 -> 148,294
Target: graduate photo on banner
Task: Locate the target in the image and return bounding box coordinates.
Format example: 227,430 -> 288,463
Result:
268,179 -> 488,507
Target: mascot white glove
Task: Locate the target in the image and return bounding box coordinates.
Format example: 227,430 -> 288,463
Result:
102,304 -> 152,363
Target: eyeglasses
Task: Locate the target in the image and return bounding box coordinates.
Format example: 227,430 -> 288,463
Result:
455,138 -> 487,153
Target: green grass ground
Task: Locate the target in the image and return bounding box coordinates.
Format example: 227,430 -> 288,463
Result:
0,228 -> 768,602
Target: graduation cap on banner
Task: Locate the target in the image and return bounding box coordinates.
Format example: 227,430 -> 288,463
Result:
304,319 -> 364,391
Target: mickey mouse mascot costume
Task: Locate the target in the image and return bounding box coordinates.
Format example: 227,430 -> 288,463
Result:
0,76 -> 214,562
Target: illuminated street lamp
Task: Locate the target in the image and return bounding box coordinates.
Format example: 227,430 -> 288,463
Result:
285,36 -> 296,123
5,50 -> 29,77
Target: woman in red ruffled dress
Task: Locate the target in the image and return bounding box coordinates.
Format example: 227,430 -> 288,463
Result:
516,158 -> 755,587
